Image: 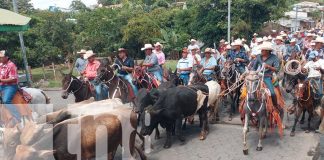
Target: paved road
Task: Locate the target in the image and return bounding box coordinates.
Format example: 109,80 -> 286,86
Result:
0,90 -> 322,160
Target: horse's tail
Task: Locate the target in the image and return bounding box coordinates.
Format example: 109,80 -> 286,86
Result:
40,91 -> 51,104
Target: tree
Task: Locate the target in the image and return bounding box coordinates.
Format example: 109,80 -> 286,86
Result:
70,0 -> 89,12
98,0 -> 121,6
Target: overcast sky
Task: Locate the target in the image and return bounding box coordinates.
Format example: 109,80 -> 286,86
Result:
30,0 -> 98,9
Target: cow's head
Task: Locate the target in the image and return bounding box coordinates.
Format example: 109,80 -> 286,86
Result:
139,106 -> 164,136
133,88 -> 159,113
14,145 -> 55,160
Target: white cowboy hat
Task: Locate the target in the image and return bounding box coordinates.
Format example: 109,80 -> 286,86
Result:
226,45 -> 231,49
275,36 -> 283,41
154,42 -> 163,48
310,42 -> 316,46
77,49 -> 87,54
262,36 -> 268,41
258,42 -> 273,51
272,30 -> 277,33
190,39 -> 197,42
220,39 -> 225,43
232,40 -> 243,46
267,35 -> 272,40
314,37 -> 324,43
224,42 -> 229,45
141,44 -> 154,51
281,33 -> 287,37
280,31 -> 285,35
242,38 -> 247,42
204,48 -> 212,53
0,50 -> 6,57
307,33 -> 315,37
253,33 -> 258,36
84,50 -> 95,59
211,49 -> 216,53
256,37 -> 263,43
290,38 -> 297,43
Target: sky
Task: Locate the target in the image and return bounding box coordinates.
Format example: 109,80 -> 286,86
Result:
30,0 -> 98,9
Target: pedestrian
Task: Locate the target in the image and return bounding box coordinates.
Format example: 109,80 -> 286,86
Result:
81,50 -> 108,101
75,49 -> 87,75
114,48 -> 138,95
176,48 -> 192,85
142,44 -> 163,82
188,39 -> 200,54
273,36 -> 286,60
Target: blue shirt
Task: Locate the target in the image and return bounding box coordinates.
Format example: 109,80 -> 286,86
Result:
144,53 -> 160,72
201,56 -> 217,75
226,49 -> 249,73
75,57 -> 87,73
253,54 -> 280,76
114,57 -> 134,75
285,44 -> 301,57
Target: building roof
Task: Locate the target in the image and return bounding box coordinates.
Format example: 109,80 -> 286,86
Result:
0,8 -> 31,26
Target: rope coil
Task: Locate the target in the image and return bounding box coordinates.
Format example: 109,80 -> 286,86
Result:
284,60 -> 301,76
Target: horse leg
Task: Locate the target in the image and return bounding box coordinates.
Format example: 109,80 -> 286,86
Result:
300,109 -> 306,124
256,116 -> 264,151
182,118 -> 187,130
163,127 -> 173,149
228,95 -> 234,121
290,106 -> 302,137
243,113 -> 249,155
199,109 -> 208,140
306,110 -> 313,133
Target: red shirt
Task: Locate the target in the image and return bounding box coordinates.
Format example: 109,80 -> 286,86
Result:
0,60 -> 18,85
83,60 -> 100,80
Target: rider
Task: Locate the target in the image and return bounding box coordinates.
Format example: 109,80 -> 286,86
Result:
284,38 -> 301,61
252,42 -> 281,107
75,49 -> 87,75
273,36 -> 286,58
226,40 -> 249,74
313,37 -> 324,59
142,44 -> 163,82
114,48 -> 138,95
200,48 -> 217,81
81,50 -> 108,101
0,50 -> 21,127
176,48 -> 193,85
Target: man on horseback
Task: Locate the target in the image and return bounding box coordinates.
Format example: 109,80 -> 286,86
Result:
114,48 -> 138,95
142,44 -> 163,82
252,42 -> 281,107
177,48 -> 192,85
200,48 -> 217,81
285,38 -> 301,61
0,50 -> 21,127
75,49 -> 87,75
226,40 -> 249,74
82,50 -> 108,101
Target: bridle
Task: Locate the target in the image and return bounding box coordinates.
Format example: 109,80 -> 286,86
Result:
296,81 -> 311,102
63,77 -> 83,95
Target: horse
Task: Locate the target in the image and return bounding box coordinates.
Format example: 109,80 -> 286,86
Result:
290,80 -> 315,136
95,60 -> 134,103
133,66 -> 159,90
241,68 -> 284,155
221,60 -> 242,120
61,73 -> 93,103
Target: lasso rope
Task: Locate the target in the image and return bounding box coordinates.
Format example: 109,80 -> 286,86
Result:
284,60 -> 301,76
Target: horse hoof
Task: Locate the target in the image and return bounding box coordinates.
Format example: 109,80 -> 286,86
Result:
256,147 -> 263,151
228,117 -> 233,121
199,134 -> 206,140
305,130 -> 310,133
243,149 -> 248,155
290,132 -> 295,137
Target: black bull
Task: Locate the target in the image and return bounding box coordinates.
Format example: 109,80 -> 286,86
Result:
139,85 -> 209,149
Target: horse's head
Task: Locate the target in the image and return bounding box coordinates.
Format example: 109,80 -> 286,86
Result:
283,73 -> 298,93
221,60 -> 235,79
295,80 -> 308,101
168,69 -> 183,86
61,73 -> 81,99
190,65 -> 207,84
245,70 -> 262,100
95,59 -> 115,83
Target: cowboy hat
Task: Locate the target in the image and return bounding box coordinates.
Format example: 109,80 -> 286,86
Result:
241,38 -> 247,42
226,45 -> 232,50
262,36 -> 268,41
307,33 -> 315,37
141,44 -> 154,51
77,49 -> 87,54
224,42 -> 229,45
253,33 -> 258,36
267,35 -> 273,40
211,49 -> 216,53
118,48 -> 127,52
290,38 -> 297,43
259,42 -> 273,51
154,42 -> 163,48
272,30 -> 277,33
281,33 -> 287,37
204,48 -> 212,53
314,37 -> 324,43
220,39 -> 225,43
232,40 -> 243,46
84,50 -> 95,59
275,36 -> 284,41
256,38 -> 263,43
190,39 -> 197,42
310,42 -> 316,46
280,31 -> 285,35
0,50 -> 6,58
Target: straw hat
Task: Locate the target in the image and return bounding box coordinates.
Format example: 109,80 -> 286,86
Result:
224,42 -> 229,45
84,50 -> 95,59
290,38 -> 297,43
154,42 -> 163,48
77,49 -> 87,54
204,48 -> 212,53
307,33 -> 315,37
118,48 -> 127,52
0,50 -> 6,58
232,40 -> 243,46
211,49 -> 216,53
141,44 -> 154,51
280,31 -> 285,35
190,39 -> 197,42
258,42 -> 273,51
314,37 -> 324,43
256,38 -> 263,43
267,35 -> 272,40
272,30 -> 277,33
275,36 -> 283,41
220,39 -> 225,43
226,45 -> 232,50
253,33 -> 258,36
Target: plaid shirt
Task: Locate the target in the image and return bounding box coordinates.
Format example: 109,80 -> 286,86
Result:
0,60 -> 18,85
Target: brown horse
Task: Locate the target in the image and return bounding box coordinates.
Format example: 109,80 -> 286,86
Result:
61,73 -> 93,103
290,80 -> 314,136
132,66 -> 159,90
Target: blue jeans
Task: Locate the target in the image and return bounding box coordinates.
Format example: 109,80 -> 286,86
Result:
117,74 -> 138,95
90,80 -> 109,101
0,85 -> 21,122
264,77 -> 277,106
309,77 -> 323,98
179,73 -> 190,86
203,73 -> 213,81
150,70 -> 163,82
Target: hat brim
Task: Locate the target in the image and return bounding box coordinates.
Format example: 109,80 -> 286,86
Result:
141,47 -> 153,51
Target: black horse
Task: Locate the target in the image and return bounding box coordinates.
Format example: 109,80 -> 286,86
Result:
61,73 -> 93,103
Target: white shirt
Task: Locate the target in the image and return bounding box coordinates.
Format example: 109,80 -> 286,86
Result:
187,53 -> 201,65
177,57 -> 193,74
304,59 -> 324,78
243,44 -> 250,53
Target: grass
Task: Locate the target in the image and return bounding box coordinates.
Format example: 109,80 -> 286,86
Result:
23,60 -> 179,88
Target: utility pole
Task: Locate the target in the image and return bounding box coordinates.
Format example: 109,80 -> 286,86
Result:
12,0 -> 32,86
294,5 -> 298,32
227,0 -> 231,43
